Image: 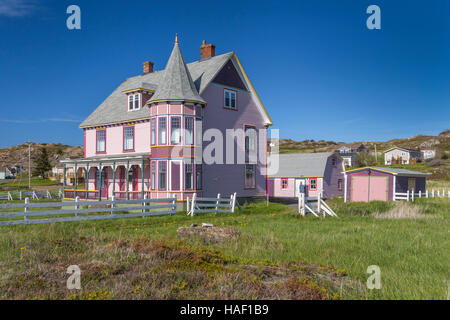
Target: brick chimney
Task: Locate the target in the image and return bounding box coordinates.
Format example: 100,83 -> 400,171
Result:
143,61 -> 154,74
200,40 -> 215,60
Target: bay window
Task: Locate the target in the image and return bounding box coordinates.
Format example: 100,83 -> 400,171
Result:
171,117 -> 181,145
151,161 -> 156,190
185,117 -> 194,145
151,118 -> 156,145
185,163 -> 193,190
158,117 -> 166,144
158,161 -> 166,190
123,126 -> 134,151
96,130 -> 106,153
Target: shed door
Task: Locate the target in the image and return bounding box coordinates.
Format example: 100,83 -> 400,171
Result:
352,176 -> 388,202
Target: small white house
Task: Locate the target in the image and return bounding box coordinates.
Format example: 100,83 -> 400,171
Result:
384,147 -> 422,165
421,149 -> 436,160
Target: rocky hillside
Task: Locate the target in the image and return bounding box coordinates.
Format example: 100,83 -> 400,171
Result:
272,130 -> 450,155
0,143 -> 83,172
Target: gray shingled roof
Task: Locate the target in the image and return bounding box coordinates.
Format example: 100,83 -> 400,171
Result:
147,43 -> 206,105
80,51 -> 234,128
268,152 -> 334,178
343,167 -> 430,177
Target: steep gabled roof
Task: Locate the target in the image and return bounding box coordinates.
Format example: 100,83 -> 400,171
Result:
146,42 -> 206,105
384,147 -> 420,153
268,152 -> 335,178
79,52 -> 233,128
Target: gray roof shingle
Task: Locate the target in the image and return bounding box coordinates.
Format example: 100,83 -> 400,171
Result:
80,51 -> 234,128
147,43 -> 206,105
268,152 -> 334,178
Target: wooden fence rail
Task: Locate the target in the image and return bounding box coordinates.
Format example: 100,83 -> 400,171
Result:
0,195 -> 177,226
0,189 -> 63,201
394,189 -> 450,202
187,193 -> 237,216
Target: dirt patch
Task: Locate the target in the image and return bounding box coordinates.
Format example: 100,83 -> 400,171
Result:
177,224 -> 241,243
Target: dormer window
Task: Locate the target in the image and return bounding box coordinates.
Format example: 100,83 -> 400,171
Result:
128,93 -> 141,111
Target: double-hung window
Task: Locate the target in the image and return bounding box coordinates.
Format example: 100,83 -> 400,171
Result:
337,179 -> 343,191
171,117 -> 181,145
245,126 -> 256,152
158,117 -> 166,145
185,164 -> 193,190
96,130 -> 106,153
224,89 -> 237,109
245,164 -> 256,188
123,126 -> 134,151
151,118 -> 156,145
281,179 -> 288,189
158,161 -> 166,190
185,117 -> 194,145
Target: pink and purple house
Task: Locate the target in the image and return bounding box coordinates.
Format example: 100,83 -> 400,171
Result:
267,152 -> 345,199
61,37 -> 272,202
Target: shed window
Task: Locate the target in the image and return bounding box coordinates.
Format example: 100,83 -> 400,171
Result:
281,179 -> 288,189
309,179 -> 317,191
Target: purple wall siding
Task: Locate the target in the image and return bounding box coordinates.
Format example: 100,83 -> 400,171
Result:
346,170 -> 394,201
267,179 -> 274,197
396,176 -> 426,193
200,84 -> 267,198
323,154 -> 345,198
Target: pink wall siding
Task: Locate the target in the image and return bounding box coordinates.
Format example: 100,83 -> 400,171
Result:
85,121 -> 151,157
272,178 -> 295,197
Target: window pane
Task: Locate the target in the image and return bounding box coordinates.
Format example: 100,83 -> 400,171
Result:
245,126 -> 256,151
159,118 -> 166,144
151,162 -> 156,190
245,164 -> 255,188
171,117 -> 181,144
185,164 -> 193,190
128,96 -> 133,110
151,118 -> 156,145
231,92 -> 236,109
159,161 -> 166,190
96,130 -> 105,152
224,91 -> 230,107
196,165 -> 202,190
185,117 -> 194,145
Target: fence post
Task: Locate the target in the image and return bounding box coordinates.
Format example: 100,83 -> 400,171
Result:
47,190 -> 51,199
171,195 -> 177,216
425,190 -> 428,198
111,196 -> 115,215
190,193 -> 197,216
231,193 -> 237,213
215,193 -> 221,214
74,196 -> 80,217
411,190 -> 414,202
419,190 -> 421,198
20,191 -> 22,200
33,191 -> 38,200
24,197 -> 29,222
8,192 -> 12,201
317,193 -> 322,217
186,196 -> 190,214
407,190 -> 410,202
432,189 -> 435,198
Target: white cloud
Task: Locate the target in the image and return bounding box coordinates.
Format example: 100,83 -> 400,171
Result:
0,0 -> 37,17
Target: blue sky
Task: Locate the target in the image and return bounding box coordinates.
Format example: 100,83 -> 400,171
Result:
0,0 -> 448,148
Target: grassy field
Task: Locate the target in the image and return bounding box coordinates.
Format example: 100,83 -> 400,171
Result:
0,197 -> 448,300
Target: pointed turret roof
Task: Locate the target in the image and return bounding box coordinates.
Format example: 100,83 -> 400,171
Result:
147,36 -> 206,105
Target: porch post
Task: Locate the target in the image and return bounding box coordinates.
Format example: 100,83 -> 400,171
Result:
85,163 -> 89,200
98,162 -> 102,201
74,162 -> 78,199
126,160 -> 130,200
141,158 -> 145,199
63,163 -> 67,199
112,161 -> 116,199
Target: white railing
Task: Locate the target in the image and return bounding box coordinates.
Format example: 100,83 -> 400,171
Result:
0,189 -> 63,201
394,189 -> 450,202
0,195 -> 177,226
187,193 -> 237,216
298,193 -> 337,218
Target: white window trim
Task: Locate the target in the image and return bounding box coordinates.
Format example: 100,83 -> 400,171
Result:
128,93 -> 142,112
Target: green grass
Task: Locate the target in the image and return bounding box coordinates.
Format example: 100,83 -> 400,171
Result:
0,199 -> 448,300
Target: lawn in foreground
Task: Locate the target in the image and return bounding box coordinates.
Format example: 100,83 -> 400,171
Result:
0,199 -> 448,299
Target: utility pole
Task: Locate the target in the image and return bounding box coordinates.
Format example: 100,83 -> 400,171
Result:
374,145 -> 378,164
28,142 -> 31,190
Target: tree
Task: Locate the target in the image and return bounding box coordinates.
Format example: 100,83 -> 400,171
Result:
32,147 -> 52,178
356,153 -> 377,167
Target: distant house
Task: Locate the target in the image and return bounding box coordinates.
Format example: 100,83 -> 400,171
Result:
335,145 -> 358,167
268,152 -> 345,199
384,147 -> 422,165
421,149 -> 436,160
356,144 -> 369,153
343,167 -> 430,202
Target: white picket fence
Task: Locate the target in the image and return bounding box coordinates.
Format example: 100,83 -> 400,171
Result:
394,189 -> 450,202
0,195 -> 177,226
0,189 -> 63,201
298,193 -> 337,218
187,193 -> 237,216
